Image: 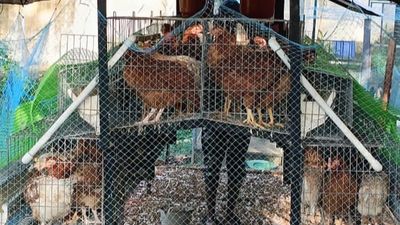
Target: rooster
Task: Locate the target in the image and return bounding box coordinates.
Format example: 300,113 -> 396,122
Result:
321,156 -> 358,225
357,172 -> 389,225
123,49 -> 201,124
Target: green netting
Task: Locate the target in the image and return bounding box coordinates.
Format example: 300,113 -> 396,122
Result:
304,37 -> 400,166
13,65 -> 59,133
0,65 -> 59,169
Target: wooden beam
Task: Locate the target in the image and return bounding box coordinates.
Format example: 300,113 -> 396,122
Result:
176,0 -> 181,16
383,39 -> 396,110
289,0 -> 301,43
275,0 -> 284,20
274,0 -> 285,35
0,0 -> 48,5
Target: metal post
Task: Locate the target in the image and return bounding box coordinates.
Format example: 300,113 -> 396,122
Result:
97,1 -> 115,224
311,0 -> 318,42
112,11 -> 116,49
176,0 -> 181,16
275,0 -> 285,35
289,0 -> 301,43
383,39 -> 396,110
380,4 -> 384,44
288,0 -> 304,224
133,11 -> 136,34
361,18 -> 372,87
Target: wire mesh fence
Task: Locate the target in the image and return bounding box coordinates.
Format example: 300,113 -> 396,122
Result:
0,0 -> 399,225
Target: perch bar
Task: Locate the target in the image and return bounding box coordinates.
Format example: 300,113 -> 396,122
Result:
301,75 -> 383,172
21,37 -> 135,164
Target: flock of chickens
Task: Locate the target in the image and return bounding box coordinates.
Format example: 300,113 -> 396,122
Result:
122,22 -> 316,128
19,21 -> 393,225
24,140 -> 102,225
302,147 -> 389,225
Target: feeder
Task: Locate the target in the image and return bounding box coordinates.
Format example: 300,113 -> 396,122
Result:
246,160 -> 277,171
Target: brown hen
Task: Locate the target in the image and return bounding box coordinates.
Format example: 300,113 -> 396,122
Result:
321,157 -> 358,225
70,140 -> 103,224
123,49 -> 201,123
207,26 -> 288,128
302,147 -> 325,222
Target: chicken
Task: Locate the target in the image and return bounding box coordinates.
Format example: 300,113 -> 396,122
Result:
33,152 -> 75,179
70,139 -> 102,224
24,175 -> 76,225
123,49 -> 201,124
160,23 -> 178,54
207,26 -> 288,128
302,147 -> 325,220
182,23 -> 204,45
160,23 -> 203,60
71,139 -> 102,164
258,73 -> 291,128
357,172 -> 389,225
73,162 -> 102,223
258,38 -> 317,128
321,156 -> 358,225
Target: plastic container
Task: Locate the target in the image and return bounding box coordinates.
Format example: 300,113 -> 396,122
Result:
245,160 -> 277,171
240,0 -> 276,19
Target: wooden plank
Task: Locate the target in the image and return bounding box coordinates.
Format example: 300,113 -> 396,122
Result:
383,39 -> 396,110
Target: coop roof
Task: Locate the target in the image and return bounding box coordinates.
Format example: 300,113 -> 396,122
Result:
0,0 -> 47,5
328,0 -> 382,16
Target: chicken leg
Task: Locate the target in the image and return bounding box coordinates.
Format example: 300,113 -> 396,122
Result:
81,207 -> 102,225
138,107 -> 165,125
223,97 -> 232,117
257,108 -> 269,128
153,108 -> 165,122
82,208 -> 89,225
91,208 -> 102,224
142,108 -> 157,123
267,107 -> 284,128
243,107 -> 263,129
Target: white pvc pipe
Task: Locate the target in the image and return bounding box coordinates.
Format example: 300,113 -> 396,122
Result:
301,75 -> 383,172
22,37 -> 134,164
0,203 -> 7,225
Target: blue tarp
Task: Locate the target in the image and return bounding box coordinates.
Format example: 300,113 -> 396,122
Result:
332,40 -> 356,60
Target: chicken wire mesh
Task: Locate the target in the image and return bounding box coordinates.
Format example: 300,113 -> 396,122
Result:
0,0 -> 399,225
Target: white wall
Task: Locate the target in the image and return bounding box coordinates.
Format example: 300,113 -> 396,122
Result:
0,0 -> 176,70
0,0 -> 396,69
108,0 -> 176,17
